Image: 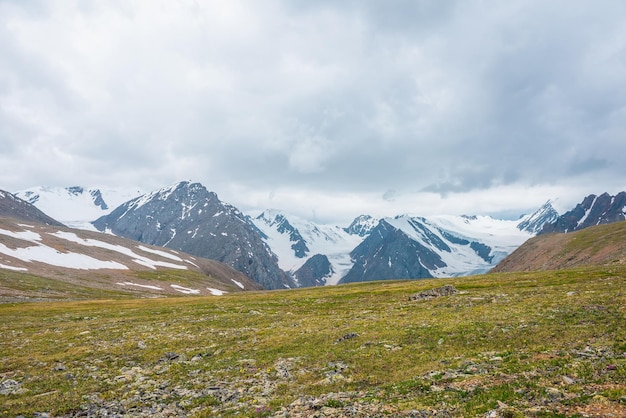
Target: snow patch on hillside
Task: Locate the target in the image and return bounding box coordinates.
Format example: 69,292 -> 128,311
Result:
171,284 -> 200,294
0,228 -> 42,243
0,263 -> 28,271
0,241 -> 129,270
50,231 -> 188,270
137,245 -> 184,262
117,282 -> 164,291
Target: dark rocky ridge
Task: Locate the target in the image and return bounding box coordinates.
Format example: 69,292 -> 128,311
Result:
294,254 -> 333,287
540,192 -> 625,234
0,190 -> 65,227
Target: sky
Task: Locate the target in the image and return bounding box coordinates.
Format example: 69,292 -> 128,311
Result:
1,0 -> 625,224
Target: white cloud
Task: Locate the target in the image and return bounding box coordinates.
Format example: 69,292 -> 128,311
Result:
0,0 -> 624,222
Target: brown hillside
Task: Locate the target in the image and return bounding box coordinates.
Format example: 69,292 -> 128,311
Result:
0,216 -> 261,302
491,220 -> 626,273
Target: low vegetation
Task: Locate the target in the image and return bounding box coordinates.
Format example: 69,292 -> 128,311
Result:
492,220 -> 626,273
1,266 -> 625,416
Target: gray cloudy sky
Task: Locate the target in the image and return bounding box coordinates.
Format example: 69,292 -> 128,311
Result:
1,0 -> 625,224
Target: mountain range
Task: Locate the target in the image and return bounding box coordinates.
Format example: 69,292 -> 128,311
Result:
7,182 -> 626,290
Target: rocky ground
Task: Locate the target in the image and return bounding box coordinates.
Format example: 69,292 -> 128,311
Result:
3,344 -> 624,417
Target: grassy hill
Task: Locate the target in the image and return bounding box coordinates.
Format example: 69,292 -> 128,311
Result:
492,220 -> 626,273
1,266 -> 624,417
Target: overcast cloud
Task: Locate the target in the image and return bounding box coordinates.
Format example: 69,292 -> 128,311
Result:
1,0 -> 625,223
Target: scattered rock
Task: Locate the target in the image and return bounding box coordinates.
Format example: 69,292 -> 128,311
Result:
561,375 -> 575,385
275,358 -> 295,379
137,341 -> 147,349
409,285 -> 458,301
320,361 -> 350,384
161,352 -> 180,362
336,332 -> 359,343
53,363 -> 66,371
0,379 -> 21,395
546,387 -> 562,400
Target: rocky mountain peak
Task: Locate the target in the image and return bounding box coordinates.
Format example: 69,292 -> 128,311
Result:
343,215 -> 378,237
540,191 -> 626,234
92,182 -> 295,290
517,200 -> 559,233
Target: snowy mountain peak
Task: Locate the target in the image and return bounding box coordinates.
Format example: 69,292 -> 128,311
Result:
251,210 -> 366,286
15,185 -> 143,229
343,214 -> 379,237
517,200 -> 559,233
255,210 -> 309,258
126,181 -> 214,212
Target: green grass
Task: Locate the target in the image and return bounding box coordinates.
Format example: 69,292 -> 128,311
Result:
1,266 -> 625,416
0,270 -> 132,301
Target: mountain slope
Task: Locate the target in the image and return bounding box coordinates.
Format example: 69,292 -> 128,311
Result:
340,219 -> 435,283
0,190 -> 65,227
15,186 -> 143,230
293,254 -> 333,287
251,210 -> 364,285
0,217 -> 259,302
540,192 -> 626,234
339,214 -> 533,284
92,182 -> 295,290
492,220 -> 626,273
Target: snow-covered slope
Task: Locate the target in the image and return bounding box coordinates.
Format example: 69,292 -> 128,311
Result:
340,214 -> 534,284
395,214 -> 533,276
252,210 -> 365,285
15,186 -> 143,230
253,205 -> 559,285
